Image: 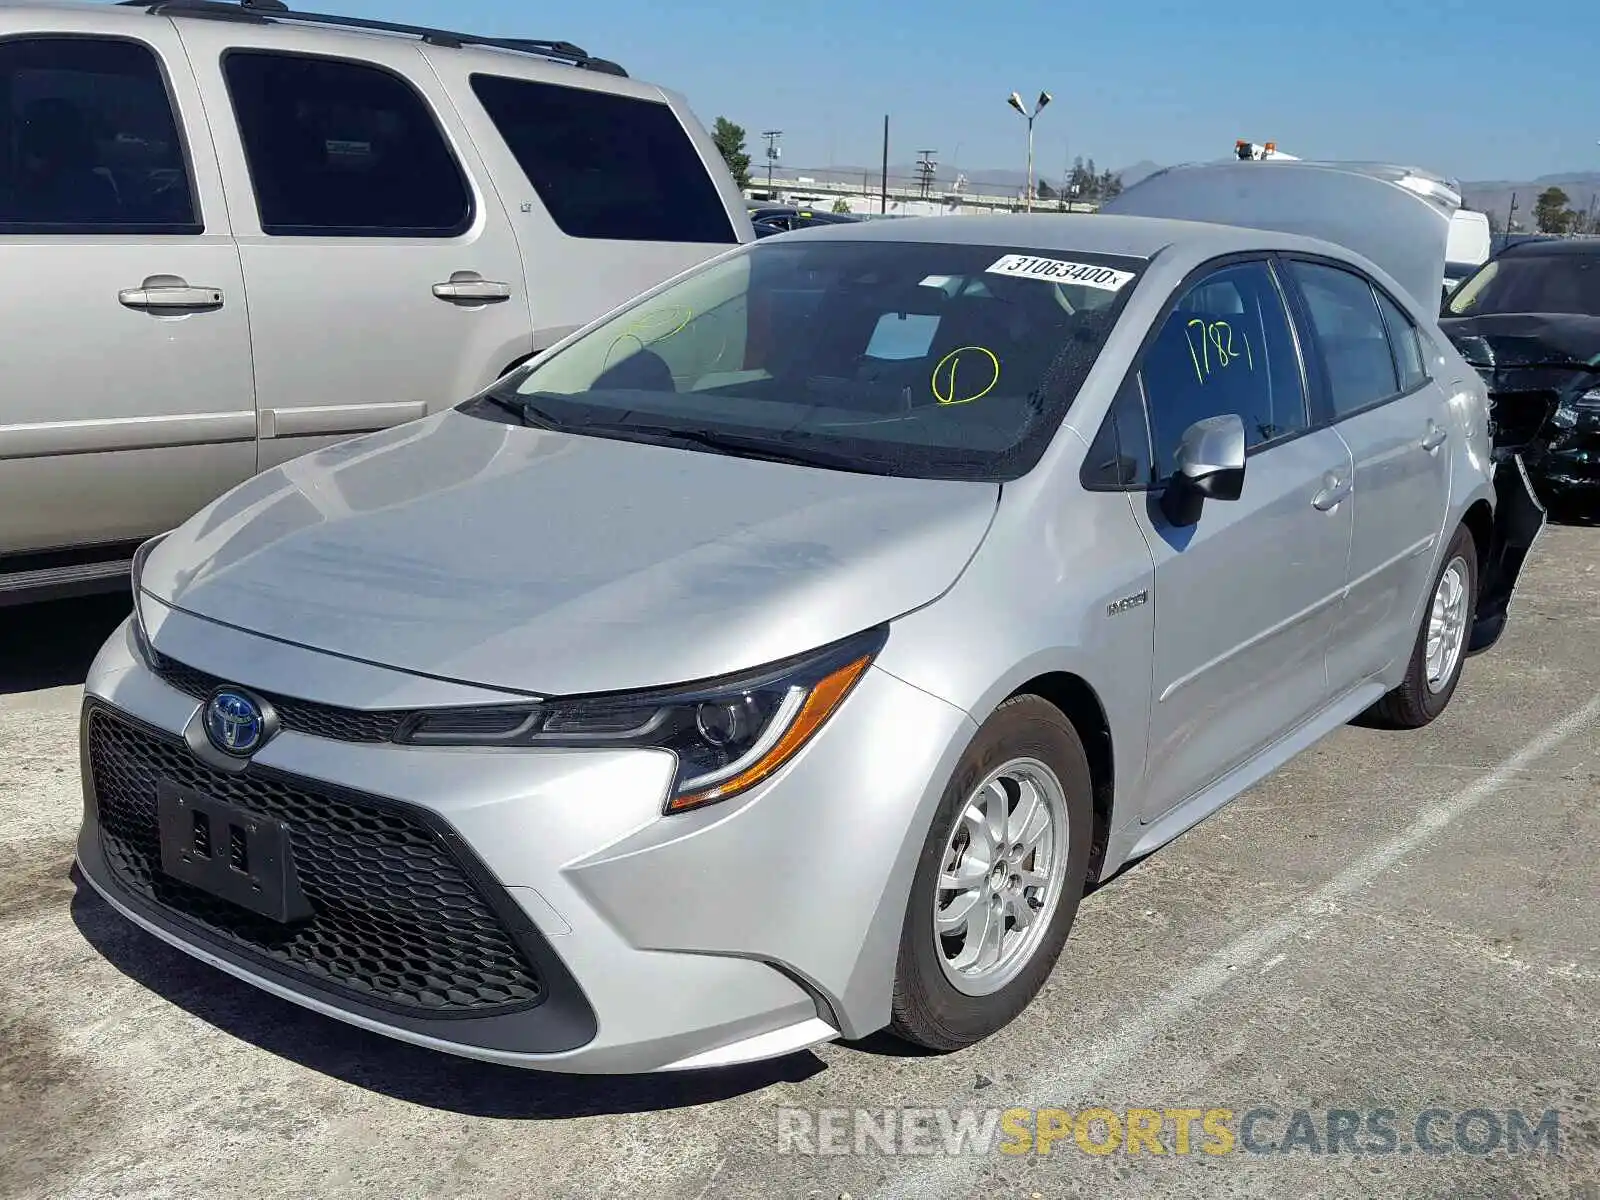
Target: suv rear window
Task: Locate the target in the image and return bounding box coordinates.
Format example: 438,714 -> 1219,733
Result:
223,50 -> 473,237
469,74 -> 735,244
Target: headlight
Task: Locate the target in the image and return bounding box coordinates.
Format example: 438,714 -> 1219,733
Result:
396,625 -> 889,813
128,532 -> 168,664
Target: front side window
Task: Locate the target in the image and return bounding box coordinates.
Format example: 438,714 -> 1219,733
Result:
476,240 -> 1147,481
470,74 -> 735,244
223,51 -> 472,236
1287,261 -> 1400,416
0,36 -> 196,231
1140,260 -> 1309,478
1445,253 -> 1600,318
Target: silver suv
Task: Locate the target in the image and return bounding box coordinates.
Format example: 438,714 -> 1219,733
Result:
0,0 -> 750,605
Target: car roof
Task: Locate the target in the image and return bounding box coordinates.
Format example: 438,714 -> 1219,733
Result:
777,211 -> 1344,263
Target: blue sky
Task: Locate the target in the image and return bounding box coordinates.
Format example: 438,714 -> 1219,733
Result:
366,0 -> 1597,183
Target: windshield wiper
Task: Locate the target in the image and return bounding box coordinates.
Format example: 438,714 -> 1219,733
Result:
578,422 -> 894,474
474,389 -> 569,430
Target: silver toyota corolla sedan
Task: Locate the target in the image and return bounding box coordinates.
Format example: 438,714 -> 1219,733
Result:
76,161 -> 1544,1074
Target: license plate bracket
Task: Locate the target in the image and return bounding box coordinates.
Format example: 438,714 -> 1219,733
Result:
156,779 -> 314,924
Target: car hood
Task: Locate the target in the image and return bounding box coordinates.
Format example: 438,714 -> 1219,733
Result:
1439,312 -> 1600,370
141,411 -> 1000,695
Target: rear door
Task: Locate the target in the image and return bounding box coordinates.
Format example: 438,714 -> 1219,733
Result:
1112,259 -> 1355,821
0,20 -> 255,563
175,23 -> 534,471
434,58 -> 746,351
1281,258 -> 1453,693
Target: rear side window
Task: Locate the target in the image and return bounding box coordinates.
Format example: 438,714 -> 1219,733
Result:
1373,288 -> 1428,392
223,50 -> 472,237
0,35 -> 197,232
1286,261 -> 1400,416
470,74 -> 735,244
1140,260 -> 1309,477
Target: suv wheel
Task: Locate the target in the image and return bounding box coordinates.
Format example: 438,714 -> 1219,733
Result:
888,695 -> 1092,1052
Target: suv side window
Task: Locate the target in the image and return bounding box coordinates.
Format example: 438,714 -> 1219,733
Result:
0,36 -> 197,231
1141,260 -> 1309,478
1373,287 -> 1428,392
222,50 -> 472,237
469,74 -> 736,244
1285,261 -> 1401,416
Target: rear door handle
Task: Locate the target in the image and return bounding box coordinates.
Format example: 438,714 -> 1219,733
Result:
1421,421 -> 1448,452
432,278 -> 513,303
119,284 -> 224,311
1312,472 -> 1353,511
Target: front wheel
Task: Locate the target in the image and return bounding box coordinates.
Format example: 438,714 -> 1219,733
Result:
888,695 -> 1093,1052
1369,523 -> 1479,729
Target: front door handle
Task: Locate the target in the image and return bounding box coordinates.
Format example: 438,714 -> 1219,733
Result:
1312,472 -> 1353,511
432,277 -> 513,303
1421,421 -> 1448,452
118,283 -> 224,311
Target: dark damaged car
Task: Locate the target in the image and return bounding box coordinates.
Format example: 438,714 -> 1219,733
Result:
1441,239 -> 1600,514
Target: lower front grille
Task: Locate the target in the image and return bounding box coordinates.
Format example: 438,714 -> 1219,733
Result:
87,706 -> 544,1016
1488,390 -> 1559,452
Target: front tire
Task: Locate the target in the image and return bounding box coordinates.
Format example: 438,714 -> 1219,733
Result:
1369,523 -> 1479,729
888,695 -> 1092,1052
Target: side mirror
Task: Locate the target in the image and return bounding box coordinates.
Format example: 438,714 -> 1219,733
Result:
1160,413 -> 1247,526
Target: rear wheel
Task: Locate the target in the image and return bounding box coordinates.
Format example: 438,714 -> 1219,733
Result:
888,696 -> 1092,1052
1369,523 -> 1478,729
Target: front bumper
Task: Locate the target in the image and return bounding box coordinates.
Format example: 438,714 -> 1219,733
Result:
76,607 -> 973,1073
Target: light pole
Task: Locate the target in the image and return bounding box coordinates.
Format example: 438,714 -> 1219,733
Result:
762,129 -> 782,197
1007,90 -> 1051,212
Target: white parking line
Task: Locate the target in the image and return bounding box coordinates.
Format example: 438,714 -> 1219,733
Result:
871,692 -> 1600,1200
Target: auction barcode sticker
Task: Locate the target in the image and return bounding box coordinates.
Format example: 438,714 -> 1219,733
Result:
986,254 -> 1136,291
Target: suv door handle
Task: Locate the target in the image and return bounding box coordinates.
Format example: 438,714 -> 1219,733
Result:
1312,472 -> 1353,511
119,283 -> 223,311
1421,421 -> 1448,452
432,278 -> 512,303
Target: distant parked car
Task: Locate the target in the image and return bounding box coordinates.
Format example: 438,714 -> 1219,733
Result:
0,0 -> 751,606
751,205 -> 861,237
1440,238 -> 1600,515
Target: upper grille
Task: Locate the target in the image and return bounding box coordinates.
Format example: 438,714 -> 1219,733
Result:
150,651 -> 410,743
88,706 -> 544,1015
1488,390 -> 1559,453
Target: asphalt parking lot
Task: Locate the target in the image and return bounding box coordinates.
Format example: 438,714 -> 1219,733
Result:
2,524 -> 1598,1200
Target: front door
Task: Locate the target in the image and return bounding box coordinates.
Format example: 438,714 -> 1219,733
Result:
0,26 -> 256,558
1124,259 -> 1355,821
1281,260 -> 1454,692
175,25 -> 535,471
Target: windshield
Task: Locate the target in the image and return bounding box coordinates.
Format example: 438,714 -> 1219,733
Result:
1446,253 -> 1600,318
478,238 -> 1145,481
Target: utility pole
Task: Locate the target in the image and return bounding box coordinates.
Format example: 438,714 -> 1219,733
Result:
880,114 -> 889,215
1506,190 -> 1519,236
761,129 -> 782,197
916,149 -> 938,199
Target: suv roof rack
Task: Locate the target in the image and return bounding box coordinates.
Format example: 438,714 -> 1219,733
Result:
117,0 -> 628,76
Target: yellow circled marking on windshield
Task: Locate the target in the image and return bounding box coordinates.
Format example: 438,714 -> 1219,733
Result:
601,305 -> 695,371
931,345 -> 1001,406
